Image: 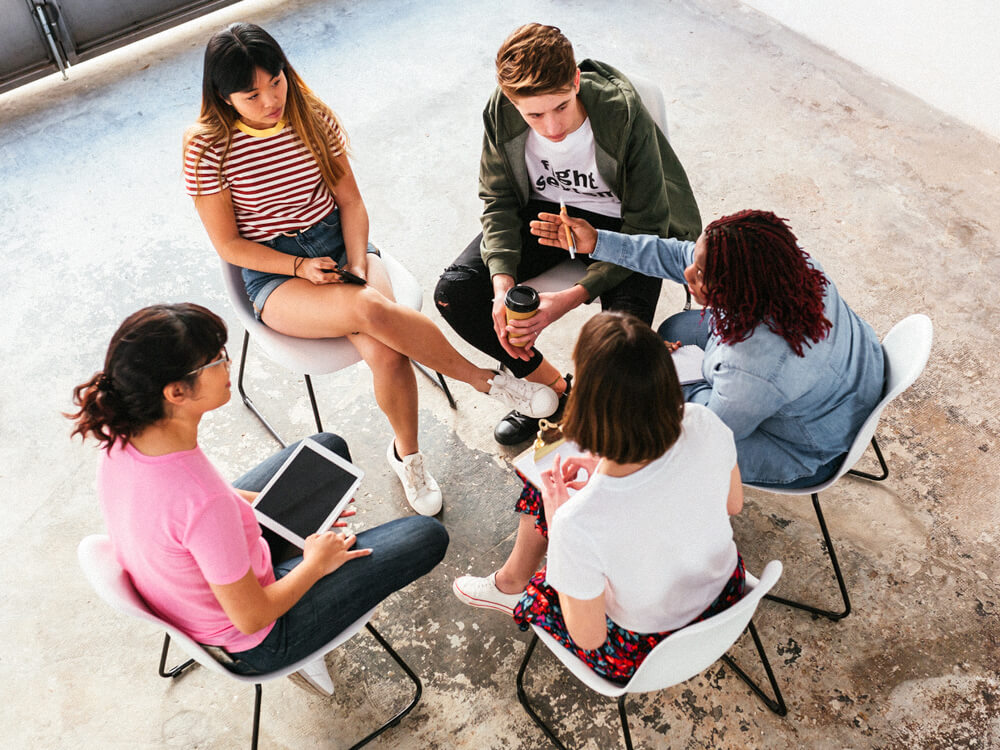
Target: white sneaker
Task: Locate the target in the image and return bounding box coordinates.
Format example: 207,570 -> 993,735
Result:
386,440 -> 443,516
288,658 -> 334,696
453,572 -> 523,615
487,372 -> 559,419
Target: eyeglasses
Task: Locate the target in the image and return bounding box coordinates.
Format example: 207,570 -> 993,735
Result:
186,346 -> 230,377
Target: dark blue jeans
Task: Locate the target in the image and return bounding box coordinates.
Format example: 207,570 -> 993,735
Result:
226,433 -> 449,674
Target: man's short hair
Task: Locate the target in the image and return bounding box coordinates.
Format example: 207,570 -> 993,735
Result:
495,24 -> 577,99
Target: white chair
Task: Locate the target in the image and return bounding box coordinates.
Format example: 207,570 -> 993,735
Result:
746,314 -> 934,621
221,249 -> 456,447
524,74 -> 691,310
516,561 -> 786,749
78,534 -> 421,750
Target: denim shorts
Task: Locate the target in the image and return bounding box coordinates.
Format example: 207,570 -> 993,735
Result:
243,208 -> 380,320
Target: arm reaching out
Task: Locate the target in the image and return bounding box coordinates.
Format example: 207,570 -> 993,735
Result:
529,212 -> 598,254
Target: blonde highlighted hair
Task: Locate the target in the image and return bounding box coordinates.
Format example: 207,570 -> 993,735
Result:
183,22 -> 349,195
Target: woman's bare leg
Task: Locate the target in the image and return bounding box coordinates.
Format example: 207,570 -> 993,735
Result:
522,359 -> 568,395
349,332 -> 420,456
262,279 -> 497,392
495,513 -> 548,595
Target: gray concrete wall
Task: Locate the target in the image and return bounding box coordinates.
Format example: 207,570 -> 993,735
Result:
744,0 -> 1000,141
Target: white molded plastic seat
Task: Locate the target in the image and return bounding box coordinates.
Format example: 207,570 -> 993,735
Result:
517,561 -> 787,749
745,313 -> 933,621
78,534 -> 422,750
220,250 -> 455,446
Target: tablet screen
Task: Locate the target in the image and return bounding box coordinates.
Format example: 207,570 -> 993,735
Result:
252,439 -> 364,546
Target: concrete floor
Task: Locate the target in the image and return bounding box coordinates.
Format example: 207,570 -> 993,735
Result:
2,0 -> 998,747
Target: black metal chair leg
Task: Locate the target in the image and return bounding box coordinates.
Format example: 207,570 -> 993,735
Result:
720,621 -> 788,715
765,493 -> 852,621
847,436 -> 889,481
617,695 -> 634,750
236,331 -> 288,448
345,623 -> 423,749
157,634 -> 196,679
516,634 -> 569,749
411,362 -> 458,409
303,374 -> 324,433
251,683 -> 262,750
516,635 -> 636,750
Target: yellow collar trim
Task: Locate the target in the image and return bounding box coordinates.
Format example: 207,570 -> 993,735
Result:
235,119 -> 286,137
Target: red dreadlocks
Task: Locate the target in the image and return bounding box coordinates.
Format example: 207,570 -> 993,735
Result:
702,210 -> 831,357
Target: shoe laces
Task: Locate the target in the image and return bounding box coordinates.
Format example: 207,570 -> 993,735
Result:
493,372 -> 533,400
403,453 -> 429,494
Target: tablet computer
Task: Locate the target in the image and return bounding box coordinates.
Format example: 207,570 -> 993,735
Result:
251,438 -> 364,549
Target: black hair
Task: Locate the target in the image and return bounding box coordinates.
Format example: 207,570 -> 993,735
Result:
67,303 -> 227,450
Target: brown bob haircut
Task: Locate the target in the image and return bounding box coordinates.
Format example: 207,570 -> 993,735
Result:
495,23 -> 577,98
561,312 -> 685,464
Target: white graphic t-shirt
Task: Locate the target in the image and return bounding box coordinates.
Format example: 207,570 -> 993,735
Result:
525,117 -> 622,218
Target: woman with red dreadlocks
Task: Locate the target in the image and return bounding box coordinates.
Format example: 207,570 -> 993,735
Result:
529,209 -> 884,488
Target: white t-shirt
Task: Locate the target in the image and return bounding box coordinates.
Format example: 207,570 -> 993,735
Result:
546,404 -> 739,633
525,117 -> 622,218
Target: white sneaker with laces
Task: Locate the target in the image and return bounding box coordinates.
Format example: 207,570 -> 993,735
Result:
452,572 -> 523,615
487,371 -> 559,418
387,440 -> 443,516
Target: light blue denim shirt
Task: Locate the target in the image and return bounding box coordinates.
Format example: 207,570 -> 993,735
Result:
592,230 -> 885,485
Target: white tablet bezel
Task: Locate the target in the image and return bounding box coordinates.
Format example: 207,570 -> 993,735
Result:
251,438 -> 364,549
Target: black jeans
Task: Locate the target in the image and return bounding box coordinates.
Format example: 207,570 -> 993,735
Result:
434,200 -> 662,378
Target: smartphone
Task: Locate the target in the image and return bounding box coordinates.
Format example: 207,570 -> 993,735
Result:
336,268 -> 367,285
321,266 -> 367,285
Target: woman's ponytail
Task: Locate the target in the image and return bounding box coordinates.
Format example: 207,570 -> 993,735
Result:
66,303 -> 227,451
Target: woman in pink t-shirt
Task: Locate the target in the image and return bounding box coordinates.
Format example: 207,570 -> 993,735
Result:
68,303 -> 448,675
183,22 -> 558,517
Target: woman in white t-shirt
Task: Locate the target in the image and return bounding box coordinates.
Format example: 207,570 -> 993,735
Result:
453,311 -> 745,683
182,23 -> 557,516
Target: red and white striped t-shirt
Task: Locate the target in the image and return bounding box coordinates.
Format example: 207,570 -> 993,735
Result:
183,116 -> 345,241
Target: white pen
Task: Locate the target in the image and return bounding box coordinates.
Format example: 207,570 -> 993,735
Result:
559,200 -> 577,259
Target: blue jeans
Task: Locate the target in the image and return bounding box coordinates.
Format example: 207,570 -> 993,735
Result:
226,433 -> 449,674
657,311 -> 843,489
242,208 -> 380,320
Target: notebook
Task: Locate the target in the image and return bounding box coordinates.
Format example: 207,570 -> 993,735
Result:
672,344 -> 707,385
251,438 -> 364,548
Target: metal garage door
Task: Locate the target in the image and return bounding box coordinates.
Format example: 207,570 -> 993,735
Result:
1,0 -> 241,94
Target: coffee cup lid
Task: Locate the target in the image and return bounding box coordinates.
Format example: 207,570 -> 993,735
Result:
505,285 -> 539,312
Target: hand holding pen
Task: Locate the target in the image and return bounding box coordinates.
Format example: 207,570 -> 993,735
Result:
529,210 -> 599,255
559,201 -> 577,259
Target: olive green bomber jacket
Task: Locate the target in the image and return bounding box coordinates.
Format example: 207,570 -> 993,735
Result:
478,59 -> 702,300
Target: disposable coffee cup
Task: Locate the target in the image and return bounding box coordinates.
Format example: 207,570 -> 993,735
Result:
504,285 -> 539,347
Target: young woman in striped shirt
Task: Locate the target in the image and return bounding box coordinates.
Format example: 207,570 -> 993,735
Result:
183,23 -> 558,516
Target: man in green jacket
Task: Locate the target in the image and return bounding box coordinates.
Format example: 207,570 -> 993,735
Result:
434,23 -> 701,444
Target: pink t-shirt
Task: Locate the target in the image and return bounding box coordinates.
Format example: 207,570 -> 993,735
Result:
97,442 -> 275,651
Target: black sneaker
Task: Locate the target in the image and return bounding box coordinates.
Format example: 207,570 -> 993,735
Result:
493,374 -> 572,446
